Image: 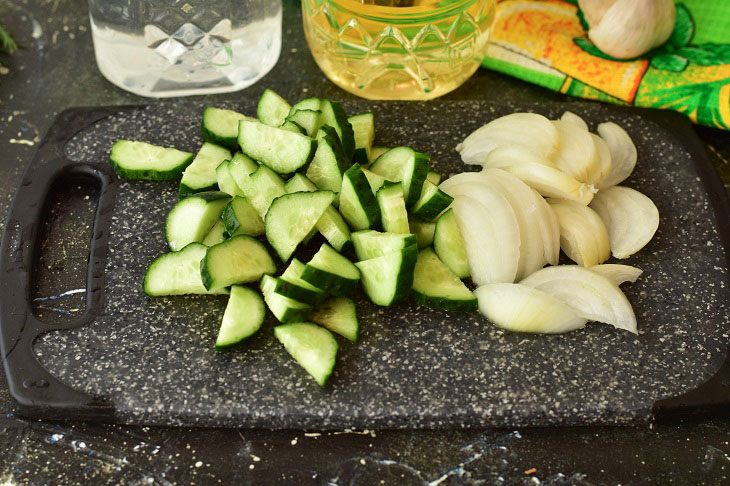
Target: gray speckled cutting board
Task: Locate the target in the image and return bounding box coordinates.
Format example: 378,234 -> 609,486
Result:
30,99 -> 730,428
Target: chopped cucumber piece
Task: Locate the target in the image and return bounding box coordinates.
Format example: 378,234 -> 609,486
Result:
247,165 -> 287,218
426,171 -> 442,185
310,297 -> 359,342
289,97 -> 323,115
368,146 -> 390,164
275,259 -> 327,305
291,99 -> 355,159
410,221 -> 435,248
180,143 -> 232,196
351,230 -> 417,261
257,89 -> 291,127
377,182 -> 410,234
412,248 -> 477,312
339,163 -> 380,231
356,245 -> 417,306
306,126 -> 351,198
301,243 -> 360,296
369,147 -> 430,207
144,243 -> 228,296
202,219 -> 227,246
201,235 -> 276,290
222,196 -> 264,237
215,159 -> 242,197
216,286 -> 265,350
274,322 -> 338,387
265,191 -> 336,261
280,120 -> 306,134
166,191 -> 231,251
285,173 -> 318,193
433,208 -> 470,279
285,109 -> 322,136
238,119 -> 317,174
349,113 -> 375,165
202,107 -> 254,150
261,275 -> 312,323
411,180 -> 453,221
362,168 -> 390,194
109,140 -> 193,180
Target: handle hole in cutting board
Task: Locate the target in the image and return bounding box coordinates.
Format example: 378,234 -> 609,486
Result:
31,172 -> 101,325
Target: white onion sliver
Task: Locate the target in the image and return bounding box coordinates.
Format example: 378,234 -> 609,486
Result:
597,122 -> 637,188
560,111 -> 589,131
547,198 -> 611,267
475,283 -> 588,334
589,186 -> 659,259
589,264 -> 643,286
451,194 -> 521,285
520,265 -> 638,333
552,120 -> 600,183
457,113 -> 559,166
591,133 -> 613,187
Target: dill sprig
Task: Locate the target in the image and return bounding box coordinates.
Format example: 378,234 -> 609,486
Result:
0,24 -> 17,55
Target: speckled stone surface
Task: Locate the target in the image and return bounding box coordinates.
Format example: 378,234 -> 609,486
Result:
31,99 -> 730,429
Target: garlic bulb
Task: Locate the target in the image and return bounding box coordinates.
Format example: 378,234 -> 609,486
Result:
579,0 -> 676,59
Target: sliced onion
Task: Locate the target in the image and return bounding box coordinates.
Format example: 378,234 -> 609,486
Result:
520,265 -> 638,333
597,122 -> 637,188
589,264 -> 643,286
451,194 -> 521,285
591,133 -> 613,187
547,198 -> 610,267
560,111 -> 589,131
485,146 -> 597,205
475,283 -> 588,334
589,186 -> 659,259
456,113 -> 559,166
552,120 -> 600,184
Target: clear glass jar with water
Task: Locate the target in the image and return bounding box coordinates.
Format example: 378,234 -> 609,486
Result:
88,0 -> 282,97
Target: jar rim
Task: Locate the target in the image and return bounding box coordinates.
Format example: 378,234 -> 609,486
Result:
324,0 -> 481,22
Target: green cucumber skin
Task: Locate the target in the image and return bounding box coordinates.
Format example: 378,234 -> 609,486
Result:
179,183 -> 219,198
109,147 -> 194,181
352,148 -> 369,165
201,123 -> 239,152
357,245 -> 418,306
274,278 -> 326,306
342,163 -> 381,230
300,265 -> 358,297
411,290 -> 478,313
412,188 -> 453,222
405,152 -> 430,207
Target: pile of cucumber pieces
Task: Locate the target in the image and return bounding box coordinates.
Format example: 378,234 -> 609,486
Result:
110,89 -> 477,387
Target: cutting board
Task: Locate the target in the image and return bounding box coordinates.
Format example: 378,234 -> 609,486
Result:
1,99 -> 729,428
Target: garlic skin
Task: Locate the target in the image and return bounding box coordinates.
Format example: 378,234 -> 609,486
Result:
580,0 -> 676,59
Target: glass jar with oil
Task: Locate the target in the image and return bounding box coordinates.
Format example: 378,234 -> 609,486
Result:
302,0 -> 495,100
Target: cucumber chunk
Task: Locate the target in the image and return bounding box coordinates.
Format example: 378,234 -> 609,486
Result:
310,297 -> 359,342
201,235 -> 276,290
356,245 -> 417,306
274,322 -> 338,387
433,208 -> 470,279
349,113 -> 375,165
377,182 -> 410,234
215,159 -> 241,197
166,191 -> 231,251
362,168 -> 390,194
216,286 -> 266,350
261,275 -> 312,323
280,120 -> 306,134
306,126 -> 351,198
265,191 -> 336,261
409,221 -> 435,248
339,163 -> 380,231
351,230 -> 417,261
109,140 -> 193,180
257,89 -> 291,127
368,146 -> 390,164
144,243 -> 228,296
238,119 -> 317,174
222,196 -> 265,237
369,147 -> 430,207
275,259 -> 327,305
291,99 -> 355,159
180,142 -> 232,196
247,165 -> 287,219
289,97 -> 323,115
202,107 -> 255,150
412,248 -> 477,312
411,180 -> 453,221
426,170 -> 442,185
301,243 -> 360,296
285,109 -> 322,136
202,219 -> 227,246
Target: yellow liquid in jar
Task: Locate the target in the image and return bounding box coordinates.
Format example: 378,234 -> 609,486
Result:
302,0 -> 495,100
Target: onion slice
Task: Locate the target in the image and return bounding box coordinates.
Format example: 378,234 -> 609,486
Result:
475,283 -> 588,334
451,194 -> 521,285
597,122 -> 637,188
552,120 -> 600,184
457,113 -> 559,166
547,198 -> 611,267
485,146 -> 597,205
520,265 -> 638,333
589,186 -> 659,259
589,264 -> 643,286
591,133 -> 613,187
560,111 -> 589,131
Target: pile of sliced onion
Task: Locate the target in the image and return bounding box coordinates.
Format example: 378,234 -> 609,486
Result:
446,111 -> 659,334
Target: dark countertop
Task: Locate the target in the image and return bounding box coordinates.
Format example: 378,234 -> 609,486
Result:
1,0 -> 730,484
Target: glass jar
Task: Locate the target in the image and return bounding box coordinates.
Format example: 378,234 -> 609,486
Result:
302,0 -> 495,100
88,0 -> 282,98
